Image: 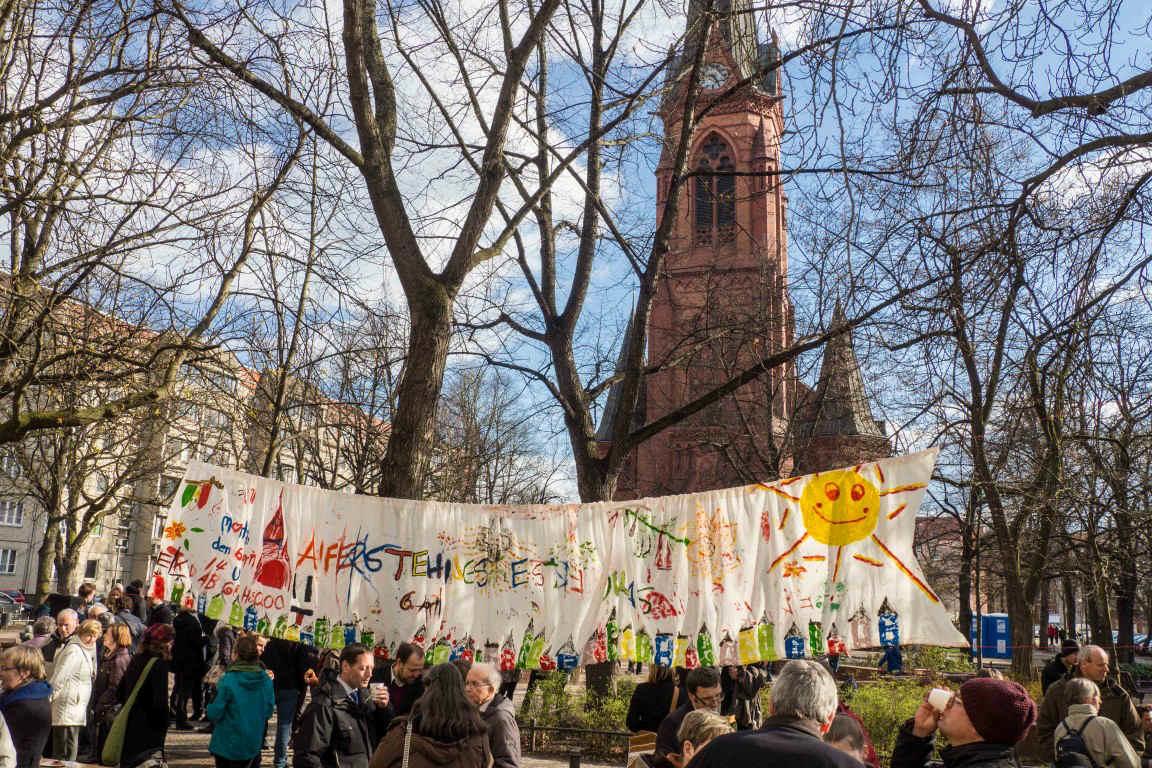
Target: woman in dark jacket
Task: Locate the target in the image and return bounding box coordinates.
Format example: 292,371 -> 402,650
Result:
90,623 -> 134,759
0,644 -> 53,768
369,663 -> 490,768
627,664 -> 677,733
117,623 -> 174,768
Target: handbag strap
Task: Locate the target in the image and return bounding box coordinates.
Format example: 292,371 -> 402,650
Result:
401,720 -> 413,768
123,658 -> 158,712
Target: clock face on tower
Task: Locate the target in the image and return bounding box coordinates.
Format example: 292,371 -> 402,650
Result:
699,63 -> 729,90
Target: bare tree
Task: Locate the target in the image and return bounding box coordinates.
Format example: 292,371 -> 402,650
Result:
170,0 -> 564,499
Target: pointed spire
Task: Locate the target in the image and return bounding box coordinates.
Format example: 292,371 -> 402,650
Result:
753,116 -> 769,159
804,303 -> 885,438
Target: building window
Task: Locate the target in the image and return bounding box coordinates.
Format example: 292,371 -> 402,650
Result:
0,549 -> 15,574
693,133 -> 736,247
84,559 -> 98,579
0,500 -> 23,527
158,475 -> 180,500
0,453 -> 21,478
205,408 -> 232,431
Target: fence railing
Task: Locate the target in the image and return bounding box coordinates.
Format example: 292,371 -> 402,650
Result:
520,719 -> 632,766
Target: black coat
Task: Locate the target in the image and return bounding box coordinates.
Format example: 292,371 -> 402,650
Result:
890,720 -> 1018,768
293,678 -> 378,768
262,638 -> 310,692
689,715 -> 865,768
117,653 -> 171,768
172,610 -> 207,675
478,694 -> 521,768
626,679 -> 676,733
0,679 -> 52,768
653,701 -> 692,768
1041,656 -> 1072,694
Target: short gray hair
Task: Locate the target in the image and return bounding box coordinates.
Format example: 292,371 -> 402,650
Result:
470,661 -> 501,690
32,616 -> 56,636
1065,677 -> 1100,706
56,608 -> 78,623
771,660 -> 839,724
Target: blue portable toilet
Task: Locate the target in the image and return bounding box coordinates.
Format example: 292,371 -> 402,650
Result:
970,613 -> 1011,660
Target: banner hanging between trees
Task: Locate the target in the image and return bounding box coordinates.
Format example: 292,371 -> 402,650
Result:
151,449 -> 967,669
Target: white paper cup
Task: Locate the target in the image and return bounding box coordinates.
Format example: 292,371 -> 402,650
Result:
370,683 -> 386,696
927,687 -> 953,713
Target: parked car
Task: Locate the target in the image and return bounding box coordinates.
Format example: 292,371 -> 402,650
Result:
0,591 -> 30,624
0,589 -> 26,604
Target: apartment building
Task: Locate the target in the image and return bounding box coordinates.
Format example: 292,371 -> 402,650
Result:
0,350 -> 388,596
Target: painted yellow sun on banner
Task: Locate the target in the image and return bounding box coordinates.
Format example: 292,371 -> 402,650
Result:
764,464 -> 938,602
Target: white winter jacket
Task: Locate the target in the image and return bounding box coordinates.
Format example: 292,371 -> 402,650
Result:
48,637 -> 97,726
0,711 -> 16,768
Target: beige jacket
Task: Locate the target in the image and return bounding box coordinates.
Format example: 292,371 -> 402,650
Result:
1054,703 -> 1141,768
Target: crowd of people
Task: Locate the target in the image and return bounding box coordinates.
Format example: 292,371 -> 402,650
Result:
4,583 -> 1152,768
0,583 -> 526,768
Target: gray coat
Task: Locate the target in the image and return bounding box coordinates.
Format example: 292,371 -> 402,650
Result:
479,693 -> 521,768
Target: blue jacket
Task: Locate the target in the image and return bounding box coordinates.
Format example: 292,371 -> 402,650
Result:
207,662 -> 275,760
0,679 -> 53,768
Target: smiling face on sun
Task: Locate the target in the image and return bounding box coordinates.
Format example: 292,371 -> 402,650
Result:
799,469 -> 880,546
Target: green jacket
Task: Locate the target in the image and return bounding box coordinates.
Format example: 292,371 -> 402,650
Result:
207,662 -> 275,760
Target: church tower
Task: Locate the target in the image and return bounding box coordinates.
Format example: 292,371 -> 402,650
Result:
617,0 -> 796,497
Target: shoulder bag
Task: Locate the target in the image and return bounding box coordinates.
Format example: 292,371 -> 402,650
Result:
101,657 -> 157,766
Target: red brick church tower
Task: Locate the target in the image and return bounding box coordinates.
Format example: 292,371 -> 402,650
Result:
604,0 -> 889,498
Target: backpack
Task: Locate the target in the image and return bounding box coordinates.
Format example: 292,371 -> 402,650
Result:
1054,715 -> 1098,768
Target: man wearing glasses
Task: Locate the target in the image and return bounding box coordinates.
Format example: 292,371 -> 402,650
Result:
465,663 -> 521,768
653,666 -> 723,768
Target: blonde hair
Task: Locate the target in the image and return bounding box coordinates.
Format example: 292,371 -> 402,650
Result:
677,709 -> 732,751
77,619 -> 104,641
3,644 -> 46,680
105,623 -> 132,650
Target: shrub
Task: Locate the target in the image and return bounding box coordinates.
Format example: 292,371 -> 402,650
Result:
905,646 -> 975,675
1121,662 -> 1152,682
842,679 -> 930,762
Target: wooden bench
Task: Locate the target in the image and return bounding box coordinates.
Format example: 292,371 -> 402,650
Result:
626,732 -> 657,768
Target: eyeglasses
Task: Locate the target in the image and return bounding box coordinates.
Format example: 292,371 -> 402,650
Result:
0,666 -> 16,672
692,693 -> 724,707
464,681 -> 492,689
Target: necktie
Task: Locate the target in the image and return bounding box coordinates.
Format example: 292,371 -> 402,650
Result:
350,689 -> 360,705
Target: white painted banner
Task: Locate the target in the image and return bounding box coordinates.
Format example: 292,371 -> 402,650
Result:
150,449 -> 966,668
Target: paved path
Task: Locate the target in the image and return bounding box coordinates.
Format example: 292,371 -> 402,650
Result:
164,723 -> 620,768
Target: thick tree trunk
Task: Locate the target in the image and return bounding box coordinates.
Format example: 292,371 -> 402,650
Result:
34,529 -> 56,602
1087,580 -> 1115,656
1040,582 -> 1050,648
1116,582 -> 1136,663
957,520 -> 975,640
379,296 -> 452,499
1007,575 -> 1036,679
1063,577 -> 1078,638
55,553 -> 80,595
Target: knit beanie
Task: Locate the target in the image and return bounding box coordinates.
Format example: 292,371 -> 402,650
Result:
959,678 -> 1036,745
1060,639 -> 1080,658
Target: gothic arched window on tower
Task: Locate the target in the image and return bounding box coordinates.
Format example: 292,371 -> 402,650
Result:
694,133 -> 736,247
